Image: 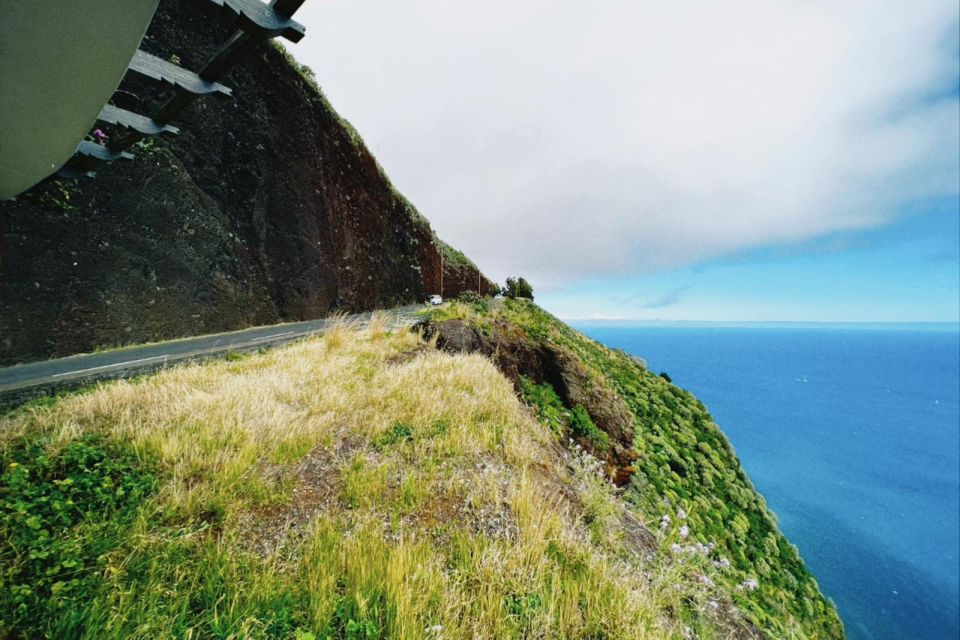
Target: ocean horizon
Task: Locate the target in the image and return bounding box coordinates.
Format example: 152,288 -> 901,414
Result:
573,322 -> 960,640
566,319 -> 960,331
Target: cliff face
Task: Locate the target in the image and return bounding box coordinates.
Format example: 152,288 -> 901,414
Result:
0,0 -> 492,365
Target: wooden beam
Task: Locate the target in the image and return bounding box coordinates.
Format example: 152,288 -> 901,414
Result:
270,0 -> 307,19
105,1 -> 304,156
76,140 -> 134,162
56,167 -> 97,180
197,30 -> 260,83
128,50 -> 232,97
97,104 -> 179,136
206,0 -> 306,42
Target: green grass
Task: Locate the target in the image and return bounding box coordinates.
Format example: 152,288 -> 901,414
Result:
0,322 -> 760,639
420,299 -> 845,639
0,436 -> 156,636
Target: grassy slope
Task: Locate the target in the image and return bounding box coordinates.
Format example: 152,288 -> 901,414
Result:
421,300 -> 844,639
1,316 -> 768,639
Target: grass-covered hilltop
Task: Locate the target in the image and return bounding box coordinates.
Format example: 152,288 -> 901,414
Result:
0,301 -> 843,639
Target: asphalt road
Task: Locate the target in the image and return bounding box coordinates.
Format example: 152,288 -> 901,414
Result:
0,305 -> 423,405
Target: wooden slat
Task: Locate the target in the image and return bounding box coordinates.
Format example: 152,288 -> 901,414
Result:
270,0 -> 307,18
56,167 -> 97,180
76,140 -> 134,162
207,0 -> 306,42
97,104 -> 179,136
128,50 -> 232,97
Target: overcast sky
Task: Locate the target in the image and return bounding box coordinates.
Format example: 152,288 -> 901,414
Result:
286,1 -> 960,321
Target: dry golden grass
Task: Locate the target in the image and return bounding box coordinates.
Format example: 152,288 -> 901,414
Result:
1,325 -> 746,639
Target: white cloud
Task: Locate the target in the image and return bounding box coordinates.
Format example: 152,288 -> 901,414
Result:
288,0 -> 959,286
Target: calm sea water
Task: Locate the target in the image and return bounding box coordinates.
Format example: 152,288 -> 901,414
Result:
571,323 -> 960,640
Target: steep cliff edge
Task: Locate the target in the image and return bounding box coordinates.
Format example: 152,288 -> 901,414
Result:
0,0 -> 492,365
418,300 -> 845,639
0,314 -> 842,638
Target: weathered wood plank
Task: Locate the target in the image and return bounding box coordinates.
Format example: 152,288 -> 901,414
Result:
128,50 -> 232,97
97,104 -> 179,136
270,0 -> 307,19
55,167 -> 97,180
76,140 -> 134,162
207,0 -> 306,42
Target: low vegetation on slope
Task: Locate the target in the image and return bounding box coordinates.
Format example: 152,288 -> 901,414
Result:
419,299 -> 844,639
3,316 -> 767,639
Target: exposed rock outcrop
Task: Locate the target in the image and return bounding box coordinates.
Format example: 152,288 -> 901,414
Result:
416,316 -> 639,485
0,0 -> 492,365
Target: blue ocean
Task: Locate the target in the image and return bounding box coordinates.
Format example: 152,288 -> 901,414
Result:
572,322 -> 960,640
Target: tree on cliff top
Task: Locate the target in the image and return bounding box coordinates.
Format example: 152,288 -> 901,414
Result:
504,277 -> 534,300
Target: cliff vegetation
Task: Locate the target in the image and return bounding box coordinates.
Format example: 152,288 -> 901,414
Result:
0,307 -> 842,638
418,299 -> 844,639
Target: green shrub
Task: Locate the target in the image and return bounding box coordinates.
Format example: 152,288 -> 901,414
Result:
519,378 -> 610,451
568,405 -> 610,452
374,422 -> 414,449
505,591 -> 543,628
455,290 -> 491,313
503,277 -> 534,300
332,591 -> 382,640
518,377 -> 566,437
455,290 -> 482,305
0,436 -> 155,634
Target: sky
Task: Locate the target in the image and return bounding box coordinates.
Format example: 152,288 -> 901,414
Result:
285,0 -> 960,322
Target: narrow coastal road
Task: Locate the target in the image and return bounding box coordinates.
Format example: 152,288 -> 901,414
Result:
0,305 -> 423,406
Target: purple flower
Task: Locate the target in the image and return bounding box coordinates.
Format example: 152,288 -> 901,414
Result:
660,515 -> 671,529
677,508 -> 687,520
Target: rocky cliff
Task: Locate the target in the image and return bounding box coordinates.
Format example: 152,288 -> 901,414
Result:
0,0 -> 493,365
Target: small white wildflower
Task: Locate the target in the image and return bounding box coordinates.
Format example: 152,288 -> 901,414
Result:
698,574 -> 714,587
679,525 -> 689,538
677,508 -> 687,520
660,515 -> 671,530
670,543 -> 682,554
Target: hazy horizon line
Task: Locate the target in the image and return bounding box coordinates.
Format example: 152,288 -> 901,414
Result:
561,318 -> 960,330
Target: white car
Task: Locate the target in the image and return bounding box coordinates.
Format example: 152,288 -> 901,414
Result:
427,294 -> 443,305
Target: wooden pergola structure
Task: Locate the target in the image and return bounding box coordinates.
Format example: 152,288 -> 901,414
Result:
0,0 -> 307,199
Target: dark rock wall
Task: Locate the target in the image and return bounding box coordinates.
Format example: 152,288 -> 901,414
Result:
0,0 -> 493,365
416,317 -> 639,486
